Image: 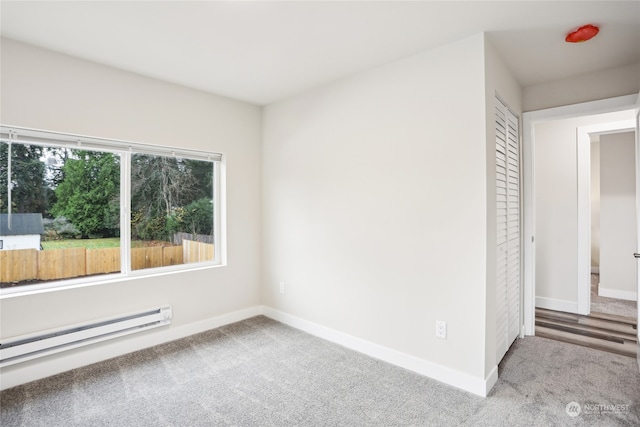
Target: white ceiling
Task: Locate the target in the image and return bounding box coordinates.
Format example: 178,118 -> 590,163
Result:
1,1 -> 638,105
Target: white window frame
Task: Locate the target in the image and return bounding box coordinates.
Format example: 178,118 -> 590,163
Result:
0,125 -> 226,298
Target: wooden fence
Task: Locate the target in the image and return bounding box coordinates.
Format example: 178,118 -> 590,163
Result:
172,232 -> 214,245
0,240 -> 214,284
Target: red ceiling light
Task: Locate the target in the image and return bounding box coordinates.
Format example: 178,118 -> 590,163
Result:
565,24 -> 599,43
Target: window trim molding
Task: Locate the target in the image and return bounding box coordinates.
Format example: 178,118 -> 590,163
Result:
0,126 -> 222,162
0,125 -> 226,297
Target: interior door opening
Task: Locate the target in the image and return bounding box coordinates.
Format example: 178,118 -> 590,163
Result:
522,94 -> 639,337
586,127 -> 637,319
576,120 -> 636,316
523,94 -> 639,359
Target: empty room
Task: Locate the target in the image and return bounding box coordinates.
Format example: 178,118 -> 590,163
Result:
1,1 -> 639,426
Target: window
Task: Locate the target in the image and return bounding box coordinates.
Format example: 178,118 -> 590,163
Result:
0,126 -> 223,292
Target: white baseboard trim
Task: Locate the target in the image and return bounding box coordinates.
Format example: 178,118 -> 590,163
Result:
261,306 -> 495,397
0,305 -> 263,391
591,267 -> 600,274
168,306 -> 263,339
598,286 -> 637,301
535,297 -> 578,314
484,365 -> 499,396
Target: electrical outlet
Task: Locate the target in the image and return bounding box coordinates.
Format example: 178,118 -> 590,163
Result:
436,320 -> 447,339
279,282 -> 285,294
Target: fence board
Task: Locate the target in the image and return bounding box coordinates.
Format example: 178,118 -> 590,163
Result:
163,246 -> 183,266
0,249 -> 38,283
183,240 -> 214,264
131,246 -> 164,270
38,248 -> 86,281
86,248 -> 121,275
131,247 -> 144,271
173,232 -> 214,245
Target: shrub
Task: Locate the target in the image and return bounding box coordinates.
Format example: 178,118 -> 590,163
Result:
43,216 -> 81,240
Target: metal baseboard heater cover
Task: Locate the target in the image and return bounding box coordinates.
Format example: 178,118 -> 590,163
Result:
0,306 -> 172,368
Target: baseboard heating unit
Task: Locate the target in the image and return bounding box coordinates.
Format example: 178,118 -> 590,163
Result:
0,306 -> 172,368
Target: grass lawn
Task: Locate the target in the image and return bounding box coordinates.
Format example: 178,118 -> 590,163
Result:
42,238 -> 121,250
41,238 -> 175,250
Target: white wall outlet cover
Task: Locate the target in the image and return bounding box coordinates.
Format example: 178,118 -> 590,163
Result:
436,320 -> 447,339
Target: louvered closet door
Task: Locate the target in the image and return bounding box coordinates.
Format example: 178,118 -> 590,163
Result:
496,98 -> 521,363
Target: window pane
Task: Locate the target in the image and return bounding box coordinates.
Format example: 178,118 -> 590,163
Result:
1,127 -> 221,292
130,154 -> 214,271
1,143 -> 121,287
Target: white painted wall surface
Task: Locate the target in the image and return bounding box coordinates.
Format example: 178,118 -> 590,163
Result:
591,140 -> 600,270
262,34 -> 490,387
523,62 -> 640,112
534,111 -> 635,312
0,38 -> 262,388
599,131 -> 638,300
0,235 -> 41,251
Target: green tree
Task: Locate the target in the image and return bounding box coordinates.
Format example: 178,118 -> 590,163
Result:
184,159 -> 213,201
167,198 -> 213,236
0,142 -> 49,214
51,150 -> 120,238
130,154 -> 213,241
181,198 -> 214,235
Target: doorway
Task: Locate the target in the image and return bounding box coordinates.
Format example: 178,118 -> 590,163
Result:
584,127 -> 637,319
522,94 -> 639,335
522,94 -> 639,358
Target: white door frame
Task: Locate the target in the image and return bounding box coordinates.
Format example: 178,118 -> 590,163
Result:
634,94 -> 640,370
522,94 -> 638,336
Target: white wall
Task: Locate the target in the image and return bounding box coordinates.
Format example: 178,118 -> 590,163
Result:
534,111 -> 635,312
262,33 -> 495,393
599,131 -> 637,300
591,139 -> 600,270
523,63 -> 640,112
0,38 -> 263,388
0,235 -> 41,251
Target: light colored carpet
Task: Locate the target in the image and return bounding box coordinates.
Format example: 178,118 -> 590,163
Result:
591,274 -> 637,319
1,316 -> 639,426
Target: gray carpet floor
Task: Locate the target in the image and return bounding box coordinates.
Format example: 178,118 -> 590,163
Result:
1,316 -> 639,426
591,274 -> 637,319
